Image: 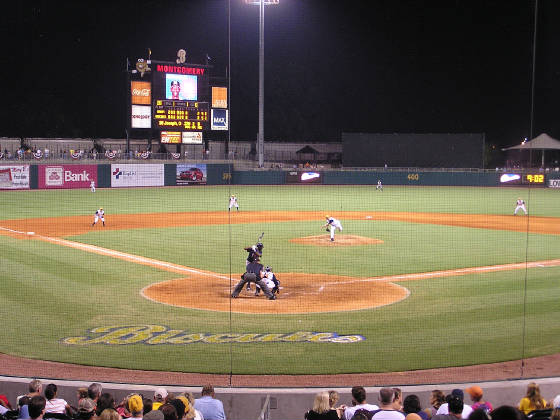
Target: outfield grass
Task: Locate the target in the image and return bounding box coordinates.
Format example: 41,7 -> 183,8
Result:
0,185 -> 559,375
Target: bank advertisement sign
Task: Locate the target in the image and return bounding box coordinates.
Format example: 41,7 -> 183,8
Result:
0,165 -> 30,189
38,165 -> 97,189
211,109 -> 228,130
111,164 -> 164,187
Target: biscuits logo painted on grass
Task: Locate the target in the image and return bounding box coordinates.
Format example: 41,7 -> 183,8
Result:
63,325 -> 364,345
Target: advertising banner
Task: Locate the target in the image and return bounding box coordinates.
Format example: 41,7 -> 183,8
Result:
131,105 -> 152,128
176,163 -> 207,185
111,164 -> 164,188
211,109 -> 228,131
131,81 -> 151,105
38,165 -> 97,189
212,87 -> 228,108
286,171 -> 323,184
549,178 -> 560,188
0,165 -> 30,189
182,131 -> 203,144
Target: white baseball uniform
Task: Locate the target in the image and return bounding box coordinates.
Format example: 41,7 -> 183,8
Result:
325,217 -> 343,241
93,209 -> 105,226
90,181 -> 96,192
229,195 -> 238,210
514,199 -> 527,215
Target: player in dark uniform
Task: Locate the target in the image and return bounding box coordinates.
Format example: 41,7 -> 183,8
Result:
244,242 -> 263,292
231,259 -> 276,300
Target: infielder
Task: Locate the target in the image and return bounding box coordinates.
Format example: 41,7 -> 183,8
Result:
323,215 -> 343,242
514,198 -> 527,215
90,180 -> 96,193
228,194 -> 239,211
376,180 -> 383,191
92,207 -> 105,226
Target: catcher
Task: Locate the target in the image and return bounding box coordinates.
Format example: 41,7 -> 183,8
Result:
259,265 -> 280,296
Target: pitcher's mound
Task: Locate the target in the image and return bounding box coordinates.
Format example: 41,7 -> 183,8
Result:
290,234 -> 384,246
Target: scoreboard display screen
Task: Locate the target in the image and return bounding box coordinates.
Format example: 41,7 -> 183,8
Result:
154,100 -> 209,131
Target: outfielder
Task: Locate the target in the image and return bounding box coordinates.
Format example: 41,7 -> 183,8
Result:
323,215 -> 343,242
228,194 -> 239,211
514,198 -> 527,215
376,179 -> 383,191
90,180 -> 96,193
92,207 -> 105,226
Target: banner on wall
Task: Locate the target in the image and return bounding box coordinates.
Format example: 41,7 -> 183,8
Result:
176,163 -> 207,185
111,164 -> 164,187
0,165 -> 30,189
38,165 -> 97,189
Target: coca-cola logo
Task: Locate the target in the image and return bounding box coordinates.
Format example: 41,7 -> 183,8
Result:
132,88 -> 150,96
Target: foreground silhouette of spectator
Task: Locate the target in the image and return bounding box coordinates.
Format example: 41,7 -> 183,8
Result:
18,380 -> 43,419
423,391 -> 446,419
436,390 -> 472,419
305,391 -> 339,420
403,395 -> 428,420
551,395 -> 560,420
370,388 -> 404,420
160,404 -> 177,420
518,383 -> 547,415
432,396 -> 463,420
342,387 -> 379,420
99,408 -> 122,420
29,396 -> 47,420
97,394 -> 116,417
467,408 -> 492,420
490,405 -> 527,420
194,385 -> 225,420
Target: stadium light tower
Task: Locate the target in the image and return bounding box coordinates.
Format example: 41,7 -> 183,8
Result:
245,0 -> 279,167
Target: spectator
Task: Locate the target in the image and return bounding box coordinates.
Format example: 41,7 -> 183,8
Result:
304,391 -> 339,420
183,393 -> 202,420
551,395 -> 560,420
351,410 -> 372,420
518,382 -> 546,415
370,388 -> 404,420
44,383 -> 72,416
329,391 -> 344,419
88,384 -> 103,404
143,411 -> 164,420
342,387 -> 379,420
435,390 -> 472,419
153,389 -> 168,411
29,396 -> 47,420
424,391 -> 446,419
170,398 -> 187,420
465,386 -> 492,414
392,389 -> 403,412
18,379 -> 43,419
143,399 -> 153,416
432,396 -> 463,420
97,393 -> 116,417
467,408 -> 491,420
405,415 -> 422,420
489,405 -> 526,420
127,395 -> 143,420
194,385 -> 225,420
77,389 -> 89,402
75,398 -> 96,420
403,395 -> 428,420
160,404 -> 178,420
99,409 -> 122,420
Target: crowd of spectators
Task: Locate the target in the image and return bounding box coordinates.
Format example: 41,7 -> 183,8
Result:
1,380 -> 560,420
0,382 -> 224,420
305,383 -> 560,420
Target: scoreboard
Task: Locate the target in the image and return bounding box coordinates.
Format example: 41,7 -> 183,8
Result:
154,100 -> 209,131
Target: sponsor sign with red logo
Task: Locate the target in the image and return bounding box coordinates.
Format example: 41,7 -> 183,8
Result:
38,165 -> 97,189
0,165 -> 30,189
131,81 -> 151,105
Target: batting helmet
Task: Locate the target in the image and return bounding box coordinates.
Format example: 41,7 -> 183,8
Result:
257,242 -> 263,250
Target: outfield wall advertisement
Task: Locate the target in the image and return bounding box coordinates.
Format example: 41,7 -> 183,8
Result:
38,165 -> 96,189
111,164 -> 164,187
0,165 -> 30,189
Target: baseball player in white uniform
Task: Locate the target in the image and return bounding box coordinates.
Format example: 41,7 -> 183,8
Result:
258,266 -> 280,296
90,180 -> 96,192
323,215 -> 343,241
92,208 -> 105,226
376,179 -> 383,191
514,198 -> 527,215
228,194 -> 239,211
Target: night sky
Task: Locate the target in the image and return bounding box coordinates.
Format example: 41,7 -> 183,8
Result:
6,0 -> 560,152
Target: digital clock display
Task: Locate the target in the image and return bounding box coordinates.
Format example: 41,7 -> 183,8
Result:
524,174 -> 545,184
154,100 -> 209,131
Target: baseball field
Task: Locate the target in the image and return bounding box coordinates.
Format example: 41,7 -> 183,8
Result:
1,184 -> 559,377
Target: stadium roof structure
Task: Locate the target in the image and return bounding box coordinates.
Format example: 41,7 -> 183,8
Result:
502,133 -> 560,167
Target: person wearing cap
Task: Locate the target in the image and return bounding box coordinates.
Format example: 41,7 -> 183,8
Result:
153,389 -> 168,411
75,398 -> 96,420
322,215 -> 343,242
465,386 -> 492,413
435,390 -> 472,419
92,208 -> 105,227
127,394 -> 143,420
432,396 -> 463,420
194,385 -> 226,420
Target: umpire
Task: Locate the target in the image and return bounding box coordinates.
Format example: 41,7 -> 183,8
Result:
231,258 -> 276,300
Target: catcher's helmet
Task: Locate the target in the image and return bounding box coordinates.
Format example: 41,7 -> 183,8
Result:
265,266 -> 271,271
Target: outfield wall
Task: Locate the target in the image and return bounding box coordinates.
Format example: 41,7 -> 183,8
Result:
2,164 -> 559,189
